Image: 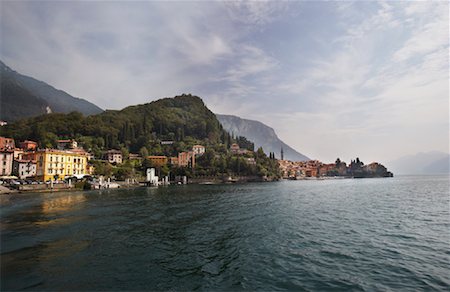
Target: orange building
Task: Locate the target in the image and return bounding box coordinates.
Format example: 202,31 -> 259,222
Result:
178,151 -> 195,168
0,137 -> 15,150
20,140 -> 38,151
147,156 -> 168,167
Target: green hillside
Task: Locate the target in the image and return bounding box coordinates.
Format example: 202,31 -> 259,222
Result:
1,94 -> 223,152
1,94 -> 280,179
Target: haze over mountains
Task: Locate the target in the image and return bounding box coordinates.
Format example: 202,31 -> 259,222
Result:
0,61 -> 103,122
387,151 -> 449,175
216,114 -> 309,161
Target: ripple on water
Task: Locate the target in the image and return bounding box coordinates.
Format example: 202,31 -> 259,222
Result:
1,176 -> 450,291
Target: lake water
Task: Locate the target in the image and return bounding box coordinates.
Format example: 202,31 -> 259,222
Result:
1,175 -> 449,291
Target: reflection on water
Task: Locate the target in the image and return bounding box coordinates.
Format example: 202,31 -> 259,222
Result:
1,191 -> 92,290
41,193 -> 86,213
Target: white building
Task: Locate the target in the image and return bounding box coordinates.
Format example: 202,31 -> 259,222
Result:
13,160 -> 37,179
105,150 -> 123,164
146,168 -> 159,186
192,145 -> 205,156
0,150 -> 14,176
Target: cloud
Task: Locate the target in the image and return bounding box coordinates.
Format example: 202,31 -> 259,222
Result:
392,8 -> 447,62
263,1 -> 449,162
1,1 -> 237,109
220,45 -> 278,81
224,1 -> 291,26
1,1 -> 448,162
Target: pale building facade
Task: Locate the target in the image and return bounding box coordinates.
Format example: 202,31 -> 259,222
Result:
192,145 -> 206,156
105,150 -> 123,164
13,160 -> 37,179
0,150 -> 14,176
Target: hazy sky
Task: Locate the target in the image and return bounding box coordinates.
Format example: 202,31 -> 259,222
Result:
1,1 -> 448,163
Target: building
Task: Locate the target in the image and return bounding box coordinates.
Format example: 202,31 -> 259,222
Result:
169,157 -> 179,165
178,151 -> 195,168
86,152 -> 95,161
0,150 -> 14,176
22,152 -> 37,161
65,147 -> 93,161
147,156 -> 168,167
128,153 -> 142,161
20,140 -> 38,151
87,164 -> 95,175
105,150 -> 122,164
230,143 -> 248,155
13,149 -> 24,160
57,139 -> 78,150
12,160 -> 37,179
230,143 -> 240,154
0,137 -> 15,150
192,145 -> 206,156
35,149 -> 88,181
319,163 -> 336,176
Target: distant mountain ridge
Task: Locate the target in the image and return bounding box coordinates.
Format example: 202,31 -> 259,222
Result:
387,151 -> 449,175
216,114 -> 309,161
0,61 -> 103,122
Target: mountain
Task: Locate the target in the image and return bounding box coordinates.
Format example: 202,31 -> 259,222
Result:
387,151 -> 450,175
2,94 -> 225,152
1,74 -> 49,121
216,114 -> 310,161
0,61 -> 103,122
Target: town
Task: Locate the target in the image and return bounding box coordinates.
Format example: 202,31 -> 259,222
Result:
0,135 -> 209,190
278,157 -> 393,179
0,133 -> 393,194
0,135 -> 279,192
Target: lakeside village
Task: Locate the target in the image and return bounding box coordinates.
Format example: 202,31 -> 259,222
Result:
0,135 -> 392,194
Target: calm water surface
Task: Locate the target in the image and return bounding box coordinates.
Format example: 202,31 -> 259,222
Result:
1,175 -> 449,291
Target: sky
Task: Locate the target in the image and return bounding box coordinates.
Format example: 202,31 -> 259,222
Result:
1,1 -> 448,163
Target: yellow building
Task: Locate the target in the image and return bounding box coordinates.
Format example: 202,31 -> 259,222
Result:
35,149 -> 88,181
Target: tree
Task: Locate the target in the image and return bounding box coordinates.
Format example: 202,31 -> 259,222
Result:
121,147 -> 129,160
139,146 -> 149,158
256,147 -> 265,160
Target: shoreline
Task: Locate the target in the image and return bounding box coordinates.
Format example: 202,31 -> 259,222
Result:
1,175 -> 398,195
